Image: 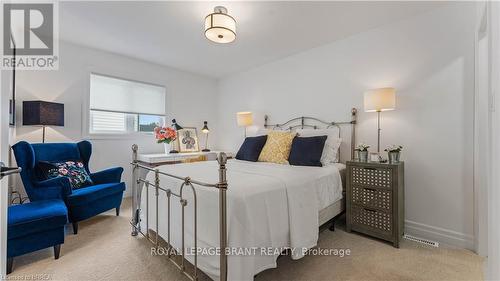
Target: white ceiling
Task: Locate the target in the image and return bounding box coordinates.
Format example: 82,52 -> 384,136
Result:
59,1 -> 448,78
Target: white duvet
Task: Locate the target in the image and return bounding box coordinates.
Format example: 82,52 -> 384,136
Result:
140,159 -> 343,280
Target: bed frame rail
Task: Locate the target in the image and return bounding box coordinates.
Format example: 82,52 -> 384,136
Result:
130,144 -> 228,281
264,108 -> 358,160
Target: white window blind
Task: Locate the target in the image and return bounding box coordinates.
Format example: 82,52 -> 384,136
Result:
89,73 -> 166,134
90,74 -> 166,115
90,111 -> 126,132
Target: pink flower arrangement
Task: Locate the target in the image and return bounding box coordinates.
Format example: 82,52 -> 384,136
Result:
154,126 -> 177,144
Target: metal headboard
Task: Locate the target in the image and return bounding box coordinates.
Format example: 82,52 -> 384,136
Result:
264,108 -> 358,161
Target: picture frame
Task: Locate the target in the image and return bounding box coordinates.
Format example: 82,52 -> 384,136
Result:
369,152 -> 381,162
177,127 -> 200,153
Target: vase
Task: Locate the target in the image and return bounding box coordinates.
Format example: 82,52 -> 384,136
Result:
354,150 -> 360,161
388,151 -> 400,163
163,142 -> 171,154
359,150 -> 368,162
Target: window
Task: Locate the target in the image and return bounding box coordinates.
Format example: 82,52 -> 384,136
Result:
89,74 -> 166,134
138,114 -> 163,132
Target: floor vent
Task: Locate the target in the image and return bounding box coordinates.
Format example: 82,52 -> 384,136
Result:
403,234 -> 439,247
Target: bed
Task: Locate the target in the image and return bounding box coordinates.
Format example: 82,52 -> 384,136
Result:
130,109 -> 357,281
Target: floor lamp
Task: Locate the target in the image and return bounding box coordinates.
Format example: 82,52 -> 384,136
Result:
364,88 -> 396,153
237,112 -> 253,138
23,101 -> 64,143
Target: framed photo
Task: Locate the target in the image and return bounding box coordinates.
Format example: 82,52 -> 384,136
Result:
369,152 -> 381,162
178,127 -> 200,152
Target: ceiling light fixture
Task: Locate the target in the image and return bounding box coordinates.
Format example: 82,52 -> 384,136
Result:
205,6 -> 236,44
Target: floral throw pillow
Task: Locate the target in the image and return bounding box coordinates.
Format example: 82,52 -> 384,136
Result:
37,160 -> 93,189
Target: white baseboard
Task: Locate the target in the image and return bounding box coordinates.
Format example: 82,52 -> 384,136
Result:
405,220 -> 474,250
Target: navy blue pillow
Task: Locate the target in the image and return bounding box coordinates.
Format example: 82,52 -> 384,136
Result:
288,136 -> 328,167
236,135 -> 268,162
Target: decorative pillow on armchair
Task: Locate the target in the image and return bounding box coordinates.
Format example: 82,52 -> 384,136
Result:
258,131 -> 296,164
37,160 -> 93,189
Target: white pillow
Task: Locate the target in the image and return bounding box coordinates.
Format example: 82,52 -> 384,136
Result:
295,129 -> 342,165
249,128 -> 289,137
254,128 -> 269,136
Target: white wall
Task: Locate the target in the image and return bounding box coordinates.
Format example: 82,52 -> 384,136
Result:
487,2 -> 500,279
13,41 -> 218,196
474,1 -> 489,257
1,71 -> 12,277
217,4 -> 476,249
10,3 -> 478,251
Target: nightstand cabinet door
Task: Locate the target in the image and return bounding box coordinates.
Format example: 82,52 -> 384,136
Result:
346,161 -> 404,248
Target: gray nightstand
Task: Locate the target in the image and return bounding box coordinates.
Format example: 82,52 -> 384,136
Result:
346,160 -> 404,248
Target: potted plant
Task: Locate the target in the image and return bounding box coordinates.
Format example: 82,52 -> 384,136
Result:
356,143 -> 370,162
154,126 -> 177,154
385,145 -> 403,163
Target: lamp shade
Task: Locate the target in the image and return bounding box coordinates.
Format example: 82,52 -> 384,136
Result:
205,6 -> 236,44
202,121 -> 209,133
23,101 -> 64,126
236,112 -> 253,127
364,88 -> 396,112
171,119 -> 183,130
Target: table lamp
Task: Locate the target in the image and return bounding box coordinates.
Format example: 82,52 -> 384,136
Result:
236,112 -> 253,138
170,119 -> 183,153
201,121 -> 210,152
23,101 -> 64,143
364,88 -> 396,153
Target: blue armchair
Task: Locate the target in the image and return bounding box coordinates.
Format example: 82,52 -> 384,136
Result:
12,141 -> 125,234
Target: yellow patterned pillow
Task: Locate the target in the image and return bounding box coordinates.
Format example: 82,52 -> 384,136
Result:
258,131 -> 296,164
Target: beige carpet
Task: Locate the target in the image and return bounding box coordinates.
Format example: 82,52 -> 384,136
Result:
9,198 -> 484,281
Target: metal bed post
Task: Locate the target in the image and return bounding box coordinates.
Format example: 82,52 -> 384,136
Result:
351,108 -> 358,160
217,153 -> 228,281
130,145 -> 229,281
155,169 -> 160,246
131,144 -> 140,236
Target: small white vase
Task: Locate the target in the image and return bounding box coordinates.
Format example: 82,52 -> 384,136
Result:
163,142 -> 171,154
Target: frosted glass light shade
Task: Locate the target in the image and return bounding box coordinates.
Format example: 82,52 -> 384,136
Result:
364,88 -> 396,112
237,112 -> 253,127
205,6 -> 236,44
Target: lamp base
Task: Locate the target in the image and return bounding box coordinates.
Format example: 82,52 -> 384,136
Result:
202,149 -> 211,152
42,125 -> 46,143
